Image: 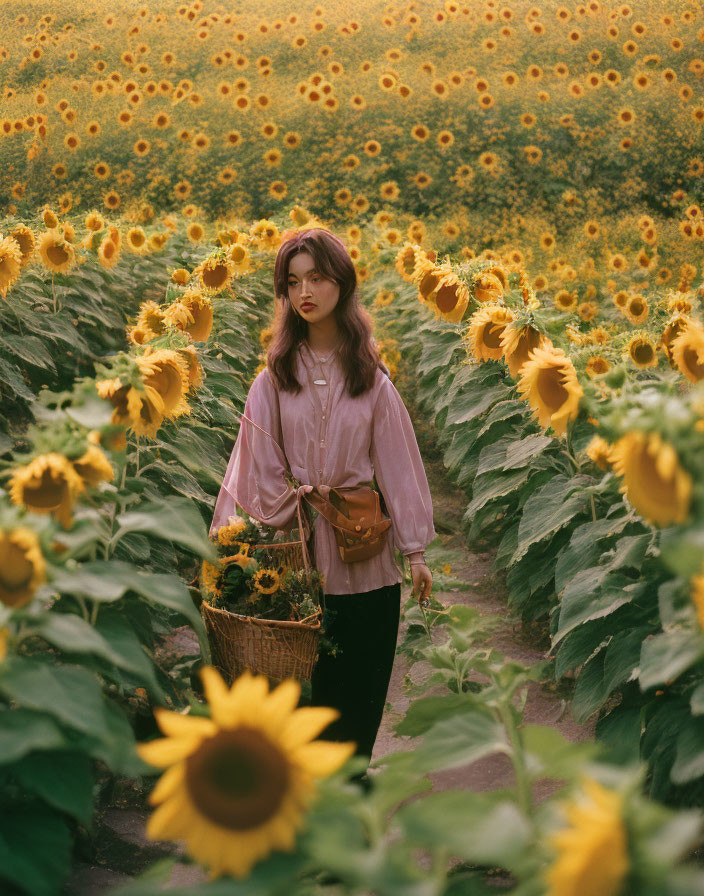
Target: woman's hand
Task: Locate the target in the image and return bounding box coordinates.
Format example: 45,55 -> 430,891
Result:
410,562 -> 433,606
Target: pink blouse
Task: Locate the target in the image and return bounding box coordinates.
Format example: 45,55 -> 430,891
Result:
209,340 -> 436,594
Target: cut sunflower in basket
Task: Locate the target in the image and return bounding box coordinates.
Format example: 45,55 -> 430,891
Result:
200,512 -> 324,624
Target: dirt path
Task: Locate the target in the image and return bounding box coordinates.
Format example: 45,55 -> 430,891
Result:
65,422 -> 595,894
371,434 -> 595,803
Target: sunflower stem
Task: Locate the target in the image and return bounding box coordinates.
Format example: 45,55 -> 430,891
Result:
89,601 -> 99,627
497,700 -> 533,822
75,594 -> 90,622
590,493 -> 597,522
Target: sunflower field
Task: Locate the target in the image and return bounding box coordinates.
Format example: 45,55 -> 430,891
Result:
3,0 -> 704,894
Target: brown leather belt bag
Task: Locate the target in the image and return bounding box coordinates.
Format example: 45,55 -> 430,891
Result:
303,484 -> 392,563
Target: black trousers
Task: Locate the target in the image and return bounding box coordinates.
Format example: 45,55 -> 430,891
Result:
309,583 -> 402,763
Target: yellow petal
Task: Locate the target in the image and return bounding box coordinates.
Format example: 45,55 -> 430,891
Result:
292,739 -> 357,776
262,678 -> 301,720
149,761 -> 185,805
137,735 -> 201,768
154,707 -> 216,740
279,706 -> 340,749
145,793 -> 189,842
199,665 -> 230,708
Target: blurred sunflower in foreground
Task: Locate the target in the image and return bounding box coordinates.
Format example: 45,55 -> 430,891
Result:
545,777 -> 629,896
137,666 -> 355,880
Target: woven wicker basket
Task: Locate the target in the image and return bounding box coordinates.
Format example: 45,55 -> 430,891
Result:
201,534 -> 322,684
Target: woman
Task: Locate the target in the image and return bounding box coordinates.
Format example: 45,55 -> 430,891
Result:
210,227 -> 435,784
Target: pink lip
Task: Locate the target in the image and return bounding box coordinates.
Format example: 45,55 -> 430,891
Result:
301,303 -> 316,310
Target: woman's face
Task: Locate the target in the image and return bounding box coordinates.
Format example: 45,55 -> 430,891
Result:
287,250 -> 340,322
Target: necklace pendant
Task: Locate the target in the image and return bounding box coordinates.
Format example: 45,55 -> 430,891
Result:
314,379 -> 327,385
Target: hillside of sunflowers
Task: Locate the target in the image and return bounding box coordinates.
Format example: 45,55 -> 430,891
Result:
3,0 -> 704,894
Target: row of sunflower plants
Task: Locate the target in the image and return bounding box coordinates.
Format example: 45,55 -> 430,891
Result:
93,585 -> 704,895
370,239 -> 704,808
0,211 -> 301,894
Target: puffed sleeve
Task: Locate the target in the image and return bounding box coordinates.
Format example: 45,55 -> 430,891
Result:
209,369 -> 298,536
370,375 -> 436,556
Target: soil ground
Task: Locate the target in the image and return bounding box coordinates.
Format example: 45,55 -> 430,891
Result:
64,417 -> 595,894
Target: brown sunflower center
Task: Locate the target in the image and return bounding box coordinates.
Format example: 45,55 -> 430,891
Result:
481,322 -> 505,349
145,366 -> 181,406
203,265 -> 228,288
588,357 -> 609,375
435,283 -> 462,313
631,342 -> 654,366
629,300 -> 645,318
46,243 -> 69,266
185,727 -> 290,830
536,365 -> 568,412
634,447 -> 676,509
683,347 -> 704,381
0,540 -> 34,592
419,270 -> 440,299
25,469 -> 66,509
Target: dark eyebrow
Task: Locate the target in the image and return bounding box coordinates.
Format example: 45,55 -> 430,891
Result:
288,268 -> 317,277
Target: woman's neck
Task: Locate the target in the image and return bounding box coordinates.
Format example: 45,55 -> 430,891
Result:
305,322 -> 342,354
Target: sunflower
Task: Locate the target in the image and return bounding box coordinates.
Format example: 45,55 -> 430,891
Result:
9,453 -> 85,529
201,559 -> 223,597
9,225 -> 37,267
671,319 -> 704,382
136,300 -> 166,338
661,314 -> 690,366
394,243 -> 419,282
97,234 -> 120,269
0,235 -> 22,298
466,304 -> 516,362
163,292 -> 213,342
126,324 -> 153,346
414,257 -> 448,306
611,430 -> 692,526
428,271 -> 471,323
0,526 -> 46,609
585,435 -> 615,471
586,355 -> 611,378
137,666 -> 355,879
253,567 -> 282,595
136,349 -> 191,420
545,778 -> 628,896
554,289 -> 578,313
38,228 -> 76,274
195,256 -> 232,295
517,345 -> 583,437
70,444 -> 114,487
126,226 -> 149,255
472,270 -> 504,304
172,268 -> 191,286
228,242 -> 253,275
42,208 -> 59,229
96,376 -> 166,439
178,344 -> 203,390
217,516 -> 248,546
622,294 -> 648,326
626,332 -> 658,369
500,323 -> 546,379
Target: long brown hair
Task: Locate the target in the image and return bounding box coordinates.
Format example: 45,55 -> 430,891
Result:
267,228 -> 388,397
